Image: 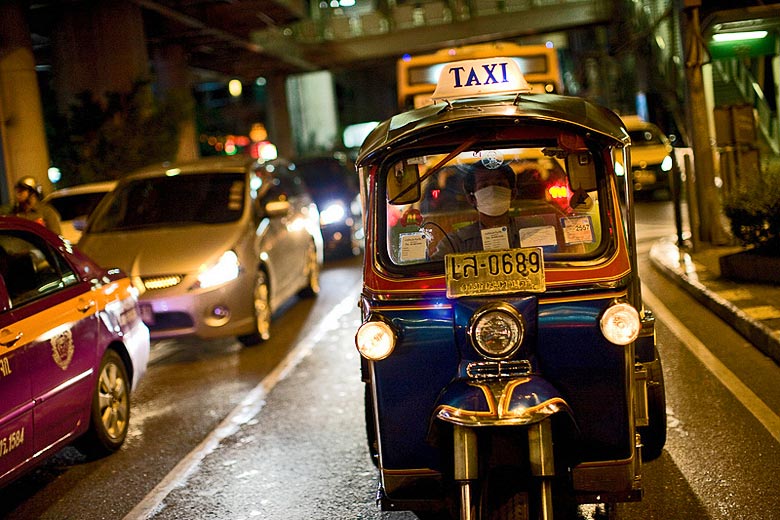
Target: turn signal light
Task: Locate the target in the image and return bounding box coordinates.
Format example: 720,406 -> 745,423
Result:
356,320 -> 396,360
600,302 -> 640,345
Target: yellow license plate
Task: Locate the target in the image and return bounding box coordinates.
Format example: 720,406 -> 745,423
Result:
444,247 -> 545,298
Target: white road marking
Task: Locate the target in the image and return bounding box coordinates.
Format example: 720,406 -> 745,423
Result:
643,284 -> 780,444
123,293 -> 359,520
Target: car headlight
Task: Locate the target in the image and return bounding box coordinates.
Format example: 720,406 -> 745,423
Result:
600,302 -> 640,345
661,155 -> 673,172
469,303 -> 525,359
356,319 -> 396,360
320,202 -> 346,226
195,250 -> 240,289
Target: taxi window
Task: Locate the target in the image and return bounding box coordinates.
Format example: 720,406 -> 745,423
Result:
0,233 -> 77,308
381,145 -> 608,268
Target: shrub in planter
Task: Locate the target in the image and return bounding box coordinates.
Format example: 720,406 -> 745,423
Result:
723,172 -> 780,255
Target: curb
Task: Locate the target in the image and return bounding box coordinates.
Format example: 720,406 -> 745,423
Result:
649,239 -> 780,365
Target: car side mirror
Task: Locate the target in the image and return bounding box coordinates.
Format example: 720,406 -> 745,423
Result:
73,216 -> 88,231
264,200 -> 290,217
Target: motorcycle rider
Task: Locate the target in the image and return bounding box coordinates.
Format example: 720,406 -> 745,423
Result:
5,176 -> 62,234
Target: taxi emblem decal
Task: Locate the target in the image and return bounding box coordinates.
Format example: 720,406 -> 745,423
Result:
51,330 -> 75,370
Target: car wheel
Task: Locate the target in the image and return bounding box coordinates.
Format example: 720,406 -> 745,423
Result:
239,269 -> 271,346
76,349 -> 130,458
298,241 -> 320,298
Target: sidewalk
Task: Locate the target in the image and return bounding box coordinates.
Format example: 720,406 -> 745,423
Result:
649,237 -> 780,365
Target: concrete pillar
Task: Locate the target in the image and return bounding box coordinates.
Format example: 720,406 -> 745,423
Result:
0,0 -> 51,201
266,74 -> 294,159
50,0 -> 149,111
682,4 -> 729,246
774,41 -> 780,152
153,44 -> 198,162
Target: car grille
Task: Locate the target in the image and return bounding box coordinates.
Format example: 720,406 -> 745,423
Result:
148,312 -> 194,332
466,359 -> 533,379
142,275 -> 184,291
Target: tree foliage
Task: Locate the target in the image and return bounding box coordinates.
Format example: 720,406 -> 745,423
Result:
723,172 -> 780,254
46,81 -> 191,187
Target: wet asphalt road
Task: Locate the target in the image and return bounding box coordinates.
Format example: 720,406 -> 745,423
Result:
2,201 -> 780,519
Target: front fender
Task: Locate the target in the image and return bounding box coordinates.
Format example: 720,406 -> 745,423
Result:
434,375 -> 573,427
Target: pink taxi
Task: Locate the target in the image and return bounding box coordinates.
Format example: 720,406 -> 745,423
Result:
0,216 -> 150,487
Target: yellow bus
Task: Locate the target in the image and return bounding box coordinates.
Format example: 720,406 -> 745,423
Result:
397,42 -> 562,110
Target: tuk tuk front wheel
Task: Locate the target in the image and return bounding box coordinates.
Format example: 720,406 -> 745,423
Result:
480,468 -> 579,520
364,385 -> 379,467
639,348 -> 667,461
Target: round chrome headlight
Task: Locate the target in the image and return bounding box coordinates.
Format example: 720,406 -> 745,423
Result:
469,303 -> 525,359
356,319 -> 396,361
600,302 -> 640,345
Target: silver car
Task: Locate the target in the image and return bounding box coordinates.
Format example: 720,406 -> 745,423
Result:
44,180 -> 117,244
79,156 -> 323,346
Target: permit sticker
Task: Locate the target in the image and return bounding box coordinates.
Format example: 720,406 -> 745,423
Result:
561,216 -> 595,244
399,232 -> 428,262
520,226 -> 557,248
481,226 -> 509,251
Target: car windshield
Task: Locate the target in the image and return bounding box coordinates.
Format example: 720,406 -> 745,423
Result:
380,144 -> 611,268
48,191 -> 110,220
89,172 -> 245,232
628,128 -> 664,146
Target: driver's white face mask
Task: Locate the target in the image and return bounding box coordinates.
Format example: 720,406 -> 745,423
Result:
474,185 -> 511,216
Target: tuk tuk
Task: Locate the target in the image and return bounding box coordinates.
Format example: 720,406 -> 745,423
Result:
354,57 -> 666,519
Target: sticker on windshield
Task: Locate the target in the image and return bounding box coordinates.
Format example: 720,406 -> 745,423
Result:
399,232 -> 428,262
481,226 -> 509,251
519,226 -> 557,248
561,216 -> 595,244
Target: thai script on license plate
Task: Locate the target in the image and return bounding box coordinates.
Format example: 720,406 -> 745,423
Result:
444,247 -> 545,298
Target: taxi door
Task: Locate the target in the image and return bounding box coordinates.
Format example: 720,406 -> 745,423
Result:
0,274 -> 33,484
1,232 -> 99,455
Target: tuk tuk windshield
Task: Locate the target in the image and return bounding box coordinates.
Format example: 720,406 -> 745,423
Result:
382,144 -> 611,267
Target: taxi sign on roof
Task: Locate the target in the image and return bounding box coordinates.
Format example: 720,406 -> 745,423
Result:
431,57 -> 532,103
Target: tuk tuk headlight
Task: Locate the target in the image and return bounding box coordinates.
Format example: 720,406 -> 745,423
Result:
600,302 -> 640,345
356,319 -> 396,360
469,303 -> 525,359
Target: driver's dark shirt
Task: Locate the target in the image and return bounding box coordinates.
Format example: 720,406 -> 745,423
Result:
432,218 -> 523,258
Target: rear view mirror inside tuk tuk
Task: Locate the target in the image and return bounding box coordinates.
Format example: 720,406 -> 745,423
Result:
566,151 -> 597,192
387,160 -> 421,205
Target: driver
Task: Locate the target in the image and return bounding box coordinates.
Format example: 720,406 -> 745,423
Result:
432,161 -> 519,258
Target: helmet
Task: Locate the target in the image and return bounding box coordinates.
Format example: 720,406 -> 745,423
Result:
15,176 -> 42,196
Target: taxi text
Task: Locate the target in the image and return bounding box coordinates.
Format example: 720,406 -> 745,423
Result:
448,62 -> 510,89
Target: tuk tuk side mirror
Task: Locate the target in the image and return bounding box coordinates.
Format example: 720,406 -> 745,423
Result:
387,161 -> 421,205
566,152 -> 597,192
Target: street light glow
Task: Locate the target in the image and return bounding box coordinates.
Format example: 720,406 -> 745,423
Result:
712,31 -> 768,42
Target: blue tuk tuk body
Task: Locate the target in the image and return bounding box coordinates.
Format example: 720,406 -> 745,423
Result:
355,58 -> 665,519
